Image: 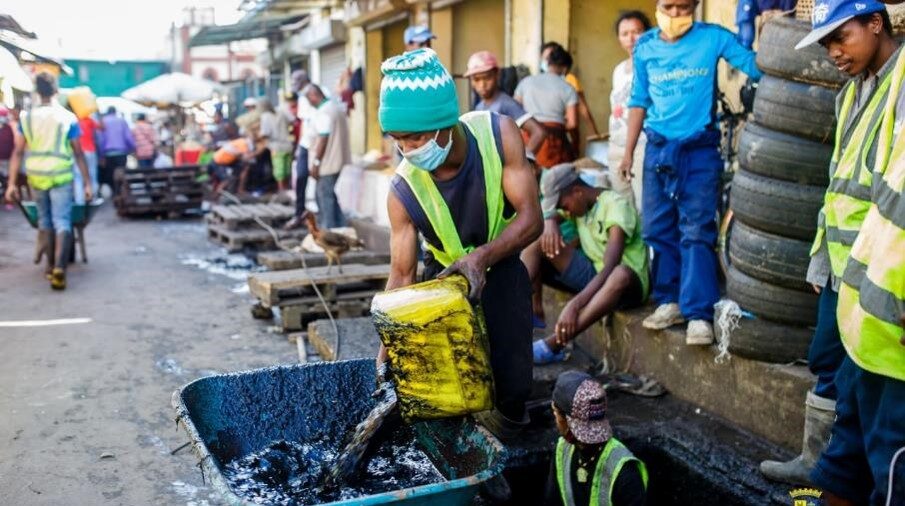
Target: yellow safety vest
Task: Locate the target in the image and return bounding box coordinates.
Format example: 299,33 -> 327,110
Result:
21,104 -> 75,191
555,437 -> 648,506
810,70 -> 893,278
397,111 -> 514,268
837,48 -> 905,381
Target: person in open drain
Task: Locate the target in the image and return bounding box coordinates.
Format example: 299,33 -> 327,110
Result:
545,371 -> 648,506
374,48 -> 542,440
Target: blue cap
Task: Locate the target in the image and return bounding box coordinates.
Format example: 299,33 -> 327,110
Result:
404,25 -> 436,45
796,0 -> 887,49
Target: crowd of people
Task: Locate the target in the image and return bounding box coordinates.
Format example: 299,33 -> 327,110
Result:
375,0 -> 905,504
2,0 -> 904,502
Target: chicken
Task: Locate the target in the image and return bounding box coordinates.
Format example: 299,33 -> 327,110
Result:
302,211 -> 365,274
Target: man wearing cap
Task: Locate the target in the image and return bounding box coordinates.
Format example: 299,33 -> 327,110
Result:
404,25 -> 436,52
759,1 -> 904,493
522,165 -> 648,364
545,371 -> 648,506
375,48 -> 542,439
466,50 -> 547,157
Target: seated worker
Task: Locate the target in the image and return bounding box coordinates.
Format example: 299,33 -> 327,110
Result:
522,165 -> 648,364
465,50 -> 547,157
545,371 -> 648,506
209,124 -> 252,197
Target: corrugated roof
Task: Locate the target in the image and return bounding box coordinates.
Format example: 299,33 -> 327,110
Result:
189,13 -> 307,47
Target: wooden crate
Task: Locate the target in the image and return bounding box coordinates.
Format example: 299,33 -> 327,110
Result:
279,297 -> 374,332
256,250 -> 391,271
207,223 -> 308,252
207,203 -> 296,230
113,166 -> 205,217
305,317 -> 381,362
248,263 -> 393,307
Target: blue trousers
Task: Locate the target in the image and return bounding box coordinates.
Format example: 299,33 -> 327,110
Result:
641,131 -> 722,321
316,173 -> 345,229
35,183 -> 74,233
808,288 -> 846,400
812,356 -> 905,505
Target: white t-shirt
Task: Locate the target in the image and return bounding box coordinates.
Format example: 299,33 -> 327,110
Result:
311,99 -> 350,177
609,59 -> 633,147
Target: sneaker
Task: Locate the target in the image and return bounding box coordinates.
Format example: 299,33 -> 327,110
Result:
49,268 -> 66,291
533,339 -> 567,365
686,320 -> 714,346
642,303 -> 685,330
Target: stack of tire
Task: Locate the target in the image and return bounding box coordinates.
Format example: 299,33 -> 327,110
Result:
725,16 -> 846,363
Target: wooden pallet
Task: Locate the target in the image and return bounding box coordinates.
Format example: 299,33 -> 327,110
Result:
256,250 -> 391,271
279,296 -> 374,332
248,263 -> 393,307
305,317 -> 381,362
114,166 -> 206,216
207,203 -> 296,230
207,223 -> 308,252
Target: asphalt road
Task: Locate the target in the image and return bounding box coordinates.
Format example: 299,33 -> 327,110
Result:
0,204 -> 297,505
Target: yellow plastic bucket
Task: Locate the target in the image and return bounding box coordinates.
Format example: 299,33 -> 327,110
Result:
371,275 -> 494,422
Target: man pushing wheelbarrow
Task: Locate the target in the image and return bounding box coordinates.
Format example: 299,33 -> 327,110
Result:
5,72 -> 92,290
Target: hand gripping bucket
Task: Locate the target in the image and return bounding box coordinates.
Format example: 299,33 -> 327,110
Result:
371,275 -> 494,422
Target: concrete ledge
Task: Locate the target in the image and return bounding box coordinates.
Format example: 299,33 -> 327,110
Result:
609,308 -> 814,451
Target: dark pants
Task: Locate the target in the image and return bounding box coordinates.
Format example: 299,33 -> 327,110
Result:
808,288 -> 846,400
102,154 -> 128,194
295,145 -> 309,216
642,130 -> 722,321
137,158 -> 154,168
812,356 -> 905,505
316,173 -> 345,229
424,255 -> 533,421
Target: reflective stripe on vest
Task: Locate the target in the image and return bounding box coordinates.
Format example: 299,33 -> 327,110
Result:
837,48 -> 905,382
811,73 -> 892,278
555,437 -> 649,506
21,105 -> 74,191
397,111 -> 514,268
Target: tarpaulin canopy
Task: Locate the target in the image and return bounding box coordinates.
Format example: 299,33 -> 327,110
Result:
121,72 -> 224,107
0,44 -> 33,92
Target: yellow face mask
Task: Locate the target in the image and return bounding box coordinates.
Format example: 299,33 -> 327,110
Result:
656,10 -> 694,40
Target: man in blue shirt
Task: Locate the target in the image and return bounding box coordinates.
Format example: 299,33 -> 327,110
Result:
618,0 -> 762,345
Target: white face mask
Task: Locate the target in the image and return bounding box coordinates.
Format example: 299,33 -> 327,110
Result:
396,128 -> 454,172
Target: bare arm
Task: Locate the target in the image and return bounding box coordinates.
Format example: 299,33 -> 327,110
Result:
565,104 -> 580,154
377,189 -> 420,365
310,135 -> 328,178
4,134 -> 25,202
437,116 -> 543,300
577,92 -> 600,137
618,107 -> 646,181
522,117 -> 547,155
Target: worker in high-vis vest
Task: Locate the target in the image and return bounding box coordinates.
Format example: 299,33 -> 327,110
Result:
760,0 -> 903,487
545,371 -> 647,506
811,1 -> 905,501
5,72 -> 91,290
374,48 -> 542,441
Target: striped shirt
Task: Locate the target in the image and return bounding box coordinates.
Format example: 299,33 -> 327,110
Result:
132,121 -> 157,160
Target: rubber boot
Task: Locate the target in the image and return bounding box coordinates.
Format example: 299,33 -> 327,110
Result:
50,231 -> 71,290
473,408 -> 530,445
760,391 -> 836,486
34,230 -> 54,277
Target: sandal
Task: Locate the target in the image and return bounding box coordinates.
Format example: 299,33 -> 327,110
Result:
533,339 -> 567,365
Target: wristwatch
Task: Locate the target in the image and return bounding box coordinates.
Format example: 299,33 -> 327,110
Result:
312,158 -> 322,167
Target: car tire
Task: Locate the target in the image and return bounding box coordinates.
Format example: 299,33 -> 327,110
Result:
728,219 -> 812,291
756,16 -> 846,88
753,75 -> 838,143
731,168 -> 825,241
726,264 -> 818,327
725,313 -> 814,364
737,122 -> 832,186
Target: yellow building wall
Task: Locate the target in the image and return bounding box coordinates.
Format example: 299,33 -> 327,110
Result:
568,0 -> 656,138
452,0 -> 505,113
366,28 -> 385,151
543,0 -> 570,49
431,7 -> 455,70
510,0 -> 542,71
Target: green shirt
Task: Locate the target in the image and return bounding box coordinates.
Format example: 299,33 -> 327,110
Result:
575,191 -> 649,297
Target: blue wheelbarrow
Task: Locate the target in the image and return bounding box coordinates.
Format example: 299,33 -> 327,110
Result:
17,198 -> 103,263
171,359 -> 506,505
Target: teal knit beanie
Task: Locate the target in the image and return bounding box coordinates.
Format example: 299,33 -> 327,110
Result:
379,48 -> 460,133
